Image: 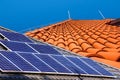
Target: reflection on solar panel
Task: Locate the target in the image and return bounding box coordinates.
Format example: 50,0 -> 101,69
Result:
0,30 -> 33,43
29,43 -> 61,55
0,51 -> 114,77
0,40 -> 36,53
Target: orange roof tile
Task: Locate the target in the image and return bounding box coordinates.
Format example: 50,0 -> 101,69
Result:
91,57 -> 120,68
25,19 -> 120,69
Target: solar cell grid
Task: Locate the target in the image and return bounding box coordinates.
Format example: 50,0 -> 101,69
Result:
35,54 -> 72,73
0,53 -> 20,71
66,56 -> 101,75
0,40 -> 37,53
28,43 -> 61,55
79,58 -> 114,76
0,52 -> 38,71
51,55 -> 86,74
19,53 -> 56,72
0,30 -> 33,43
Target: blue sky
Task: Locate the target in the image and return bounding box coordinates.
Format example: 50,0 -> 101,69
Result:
0,0 -> 120,33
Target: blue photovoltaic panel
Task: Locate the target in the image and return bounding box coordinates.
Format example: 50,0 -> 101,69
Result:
35,54 -> 71,73
52,55 -> 86,74
19,53 -> 56,72
0,53 -> 20,71
0,30 -> 33,43
0,51 -> 115,77
66,56 -> 100,75
79,58 -> 114,76
0,51 -> 38,71
29,43 -> 61,55
0,40 -> 36,53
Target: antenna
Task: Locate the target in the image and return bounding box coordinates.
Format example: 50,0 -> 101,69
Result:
68,10 -> 71,19
98,9 -> 105,19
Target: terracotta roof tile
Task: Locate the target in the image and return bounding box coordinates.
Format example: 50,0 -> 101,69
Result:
107,37 -> 120,44
47,38 -> 55,44
56,43 -> 66,48
92,42 -> 106,49
87,37 -> 96,44
86,48 -> 100,54
81,42 -> 92,51
91,34 -> 99,39
97,52 -> 120,61
103,48 -> 120,52
26,19 -> 120,69
91,57 -> 120,68
104,42 -> 120,49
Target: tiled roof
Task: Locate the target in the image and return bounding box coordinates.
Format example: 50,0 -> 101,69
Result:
25,19 -> 120,69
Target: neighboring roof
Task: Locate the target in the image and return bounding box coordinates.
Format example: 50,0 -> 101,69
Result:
107,18 -> 120,26
0,26 -> 120,80
25,19 -> 120,69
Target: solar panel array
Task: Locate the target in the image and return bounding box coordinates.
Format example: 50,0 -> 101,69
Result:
0,51 -> 114,77
0,30 -> 115,78
0,30 -> 33,43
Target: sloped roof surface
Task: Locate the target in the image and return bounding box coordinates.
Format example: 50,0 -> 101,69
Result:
25,19 -> 120,69
0,26 -> 120,80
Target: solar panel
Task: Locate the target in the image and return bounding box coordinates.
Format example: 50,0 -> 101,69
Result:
66,56 -> 100,75
0,30 -> 33,43
35,54 -> 72,73
79,58 -> 113,76
0,51 -> 115,77
51,55 -> 86,74
18,53 -> 56,72
0,51 -> 38,71
0,53 -> 20,71
0,40 -> 37,53
53,55 -> 114,77
28,43 -> 61,55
